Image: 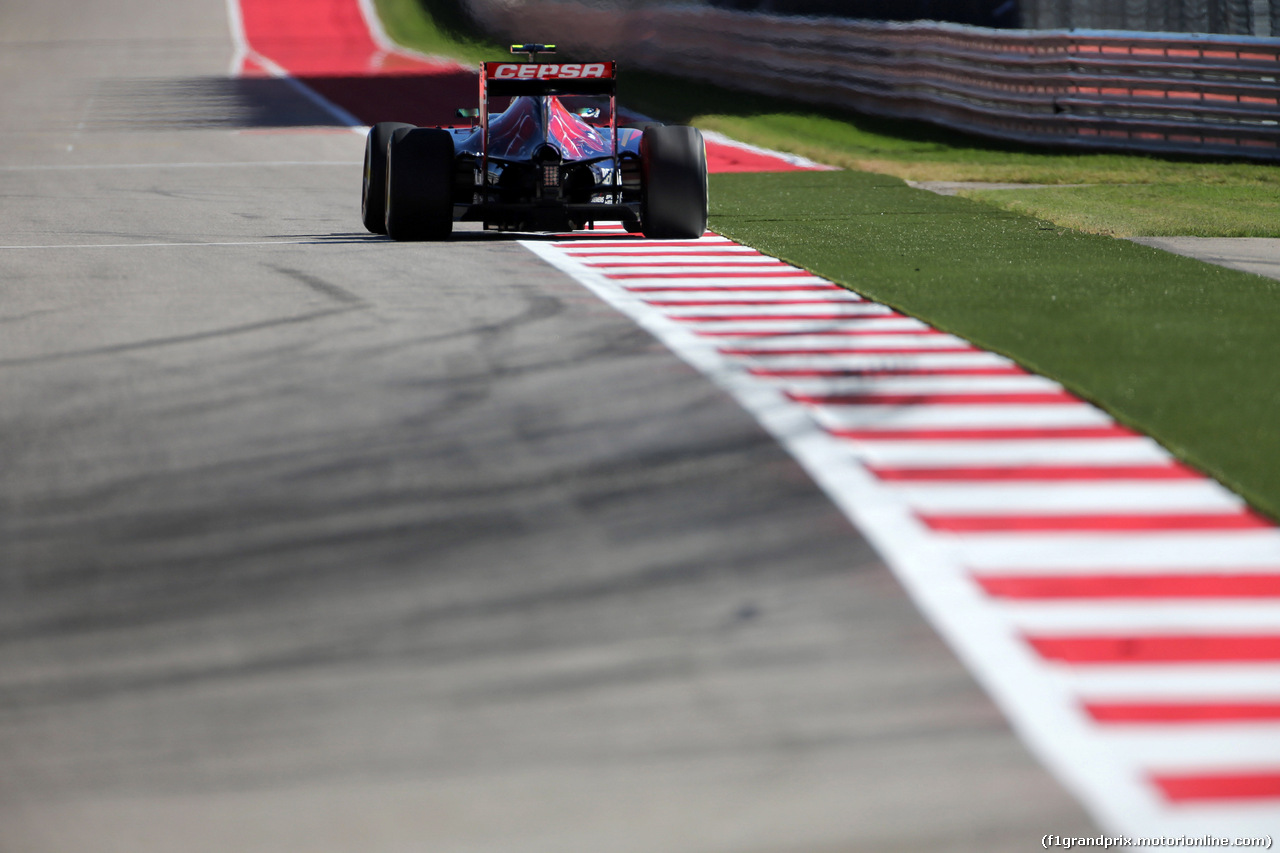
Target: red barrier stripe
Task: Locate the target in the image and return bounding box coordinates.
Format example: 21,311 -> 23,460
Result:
1152,771 -> 1280,802
750,366 -> 1026,377
828,425 -> 1137,440
698,325 -> 941,335
724,346 -> 975,358
675,314 -> 885,322
725,340 -> 968,351
788,391 -> 1073,404
647,299 -> 859,307
923,511 -> 1269,532
626,285 -> 839,292
239,0 -> 382,76
607,270 -> 818,279
1085,701 -> 1280,722
698,322 -> 932,337
552,240 -> 708,249
868,463 -> 1199,481
589,261 -> 789,268
975,573 -> 1280,599
554,232 -> 719,240
1027,634 -> 1280,663
707,145 -> 819,173
569,251 -> 762,258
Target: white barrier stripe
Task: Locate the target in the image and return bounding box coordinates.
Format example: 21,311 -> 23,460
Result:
626,284 -> 859,294
679,317 -> 904,333
1068,667 -> 1280,698
775,376 -> 1064,394
565,246 -> 756,257
716,330 -> 952,346
604,264 -> 804,275
973,564 -> 1280,578
890,482 -> 1247,514
699,318 -> 932,333
551,238 -> 737,249
639,291 -> 867,304
627,276 -> 828,291
1096,731 -> 1280,768
810,404 -> 1115,429
1003,602 -> 1280,632
953,532 -> 1280,570
736,352 -> 1014,369
586,256 -> 788,266
842,438 -> 1173,467
721,334 -> 974,350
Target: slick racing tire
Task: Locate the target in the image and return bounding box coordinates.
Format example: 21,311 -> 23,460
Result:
385,127 -> 455,242
362,121 -> 415,234
640,125 -> 708,240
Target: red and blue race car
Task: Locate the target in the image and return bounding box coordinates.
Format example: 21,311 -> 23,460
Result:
362,44 -> 708,241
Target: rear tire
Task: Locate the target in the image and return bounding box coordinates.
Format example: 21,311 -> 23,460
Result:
385,127 -> 455,242
362,121 -> 414,234
640,126 -> 708,239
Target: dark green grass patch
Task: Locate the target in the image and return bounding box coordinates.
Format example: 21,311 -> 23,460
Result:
710,170 -> 1280,520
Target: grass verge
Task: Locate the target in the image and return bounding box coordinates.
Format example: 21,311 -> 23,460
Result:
710,170 -> 1280,519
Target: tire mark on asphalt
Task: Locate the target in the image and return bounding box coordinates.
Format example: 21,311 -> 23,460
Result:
269,265 -> 367,307
0,308 -> 62,325
0,506 -> 850,711
0,307 -> 359,368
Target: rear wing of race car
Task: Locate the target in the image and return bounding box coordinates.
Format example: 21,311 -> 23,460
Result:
482,63 -> 616,98
478,45 -> 620,189
483,43 -> 615,97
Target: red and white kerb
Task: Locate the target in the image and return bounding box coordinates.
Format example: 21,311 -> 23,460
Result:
523,225 -> 1280,841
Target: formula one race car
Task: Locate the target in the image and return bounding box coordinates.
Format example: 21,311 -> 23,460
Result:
361,44 -> 708,241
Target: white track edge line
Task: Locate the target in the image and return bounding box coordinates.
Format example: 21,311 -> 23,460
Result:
0,240 -> 318,250
1,161 -> 362,172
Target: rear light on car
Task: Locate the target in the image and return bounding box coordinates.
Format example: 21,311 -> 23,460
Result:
542,163 -> 560,188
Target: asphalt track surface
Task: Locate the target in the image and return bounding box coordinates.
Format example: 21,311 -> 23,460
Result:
0,0 -> 1095,849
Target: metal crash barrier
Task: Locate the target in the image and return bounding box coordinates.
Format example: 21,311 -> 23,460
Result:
460,1 -> 1280,160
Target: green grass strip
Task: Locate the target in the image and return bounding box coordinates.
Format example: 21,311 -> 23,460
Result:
709,171 -> 1280,520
